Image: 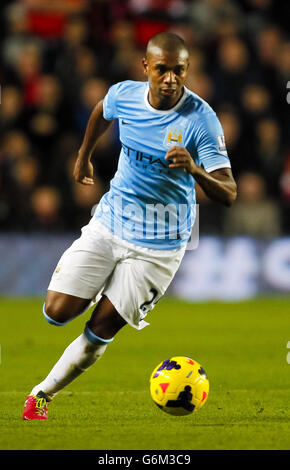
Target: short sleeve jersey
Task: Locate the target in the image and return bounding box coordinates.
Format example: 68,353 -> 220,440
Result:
94,80 -> 231,250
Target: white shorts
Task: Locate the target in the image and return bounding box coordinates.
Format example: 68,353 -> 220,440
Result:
48,218 -> 186,330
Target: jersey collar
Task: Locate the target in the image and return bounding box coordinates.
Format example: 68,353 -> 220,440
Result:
144,84 -> 188,114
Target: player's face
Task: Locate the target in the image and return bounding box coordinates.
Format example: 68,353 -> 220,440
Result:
143,47 -> 189,110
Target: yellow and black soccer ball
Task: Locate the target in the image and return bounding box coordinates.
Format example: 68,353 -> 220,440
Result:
149,356 -> 209,416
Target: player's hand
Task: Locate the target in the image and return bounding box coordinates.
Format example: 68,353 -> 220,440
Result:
73,159 -> 94,185
165,146 -> 198,175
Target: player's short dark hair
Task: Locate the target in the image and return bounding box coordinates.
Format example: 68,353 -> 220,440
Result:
146,32 -> 188,58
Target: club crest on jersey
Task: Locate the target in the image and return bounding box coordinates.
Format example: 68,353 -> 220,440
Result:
164,127 -> 184,148
217,134 -> 227,154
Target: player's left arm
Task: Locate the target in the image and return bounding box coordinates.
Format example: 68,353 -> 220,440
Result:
165,147 -> 237,207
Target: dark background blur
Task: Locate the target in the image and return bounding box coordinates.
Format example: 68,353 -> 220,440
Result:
0,0 -> 290,237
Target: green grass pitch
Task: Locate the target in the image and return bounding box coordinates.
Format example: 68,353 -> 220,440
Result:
0,297 -> 289,450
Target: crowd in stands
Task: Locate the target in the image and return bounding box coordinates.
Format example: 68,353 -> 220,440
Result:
0,0 -> 289,236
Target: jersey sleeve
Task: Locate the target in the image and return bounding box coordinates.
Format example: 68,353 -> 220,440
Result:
103,83 -> 120,121
194,112 -> 231,173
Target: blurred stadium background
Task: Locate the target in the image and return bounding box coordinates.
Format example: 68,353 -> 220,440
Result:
1,0 -> 290,299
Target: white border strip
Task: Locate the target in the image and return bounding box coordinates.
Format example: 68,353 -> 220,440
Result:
207,163 -> 231,173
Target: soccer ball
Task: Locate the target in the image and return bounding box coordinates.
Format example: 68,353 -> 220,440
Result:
149,356 -> 209,416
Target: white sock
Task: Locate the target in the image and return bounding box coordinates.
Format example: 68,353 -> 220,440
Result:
30,332 -> 107,398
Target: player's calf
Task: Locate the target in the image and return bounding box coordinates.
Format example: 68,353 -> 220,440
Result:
87,295 -> 127,339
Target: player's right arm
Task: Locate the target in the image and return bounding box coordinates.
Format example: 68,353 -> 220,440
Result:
73,100 -> 113,185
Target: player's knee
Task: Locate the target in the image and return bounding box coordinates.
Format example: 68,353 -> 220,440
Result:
43,302 -> 69,326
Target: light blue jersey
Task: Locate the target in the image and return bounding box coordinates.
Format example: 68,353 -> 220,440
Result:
94,80 -> 231,249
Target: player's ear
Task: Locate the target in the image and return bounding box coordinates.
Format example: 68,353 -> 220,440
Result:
142,57 -> 148,76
